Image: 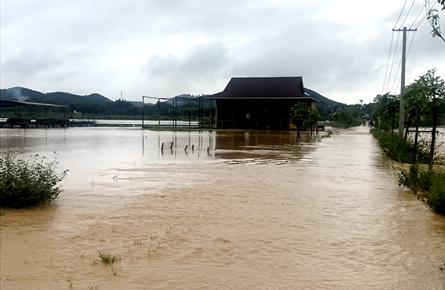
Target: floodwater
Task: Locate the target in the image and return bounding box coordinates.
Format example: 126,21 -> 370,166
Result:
1,126 -> 444,289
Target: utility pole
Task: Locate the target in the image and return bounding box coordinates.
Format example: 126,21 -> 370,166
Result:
393,27 -> 416,136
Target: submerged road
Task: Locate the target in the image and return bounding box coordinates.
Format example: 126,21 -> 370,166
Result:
1,125 -> 444,289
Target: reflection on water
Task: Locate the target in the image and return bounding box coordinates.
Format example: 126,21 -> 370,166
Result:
1,126 -> 445,289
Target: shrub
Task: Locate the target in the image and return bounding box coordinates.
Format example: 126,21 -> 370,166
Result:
0,152 -> 68,208
398,164 -> 434,193
371,129 -> 433,164
398,165 -> 445,214
428,173 -> 445,215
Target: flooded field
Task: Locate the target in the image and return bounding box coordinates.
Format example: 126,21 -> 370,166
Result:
1,126 -> 445,289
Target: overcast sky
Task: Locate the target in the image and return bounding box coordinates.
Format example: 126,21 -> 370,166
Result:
1,0 -> 445,104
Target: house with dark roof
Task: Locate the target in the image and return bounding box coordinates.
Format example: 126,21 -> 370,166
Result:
207,77 -> 318,130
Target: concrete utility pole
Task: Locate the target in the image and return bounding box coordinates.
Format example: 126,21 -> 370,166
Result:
393,27 -> 416,136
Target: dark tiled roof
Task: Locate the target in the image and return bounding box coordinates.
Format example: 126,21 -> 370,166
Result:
208,77 -> 317,100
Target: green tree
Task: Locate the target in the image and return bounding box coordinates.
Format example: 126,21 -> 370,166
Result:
371,93 -> 399,132
290,102 -> 321,139
416,69 -> 445,170
403,81 -> 430,163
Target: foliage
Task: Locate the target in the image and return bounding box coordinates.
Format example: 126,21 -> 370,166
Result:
330,105 -> 363,128
371,129 -> 433,164
398,165 -> 445,215
0,152 -> 68,208
97,250 -> 121,264
415,69 -> 445,169
290,102 -> 321,130
371,93 -> 399,131
428,8 -> 445,42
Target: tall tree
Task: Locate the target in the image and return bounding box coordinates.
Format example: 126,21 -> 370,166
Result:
371,93 -> 399,132
403,82 -> 430,163
416,69 -> 445,170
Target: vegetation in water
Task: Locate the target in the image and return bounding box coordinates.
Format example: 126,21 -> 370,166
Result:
372,69 -> 445,215
370,129 -> 432,164
97,250 -> 121,264
398,165 -> 445,215
0,152 -> 68,208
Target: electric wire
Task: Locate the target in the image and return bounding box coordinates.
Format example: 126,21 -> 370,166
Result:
400,0 -> 417,27
384,32 -> 401,93
382,0 -> 409,95
410,1 -> 427,28
381,32 -> 396,94
406,31 -> 417,62
414,0 -> 438,29
390,57 -> 402,93
395,0 -> 409,28
382,0 -> 437,95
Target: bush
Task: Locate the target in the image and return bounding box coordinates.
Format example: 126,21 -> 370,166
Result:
371,129 -> 432,164
398,165 -> 445,214
0,152 -> 68,208
428,173 -> 445,215
398,164 -> 434,193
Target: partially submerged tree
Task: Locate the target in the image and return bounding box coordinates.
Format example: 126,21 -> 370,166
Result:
290,102 -> 321,140
371,93 -> 399,132
403,81 -> 430,163
416,69 -> 445,170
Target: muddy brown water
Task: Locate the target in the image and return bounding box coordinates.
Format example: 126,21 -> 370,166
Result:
1,126 -> 445,289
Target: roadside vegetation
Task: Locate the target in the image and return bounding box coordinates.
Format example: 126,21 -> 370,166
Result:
371,69 -> 445,215
0,152 -> 68,208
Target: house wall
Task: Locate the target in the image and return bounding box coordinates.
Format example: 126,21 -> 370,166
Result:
215,99 -> 313,130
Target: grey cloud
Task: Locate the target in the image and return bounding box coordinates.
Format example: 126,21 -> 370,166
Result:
1,0 -> 444,104
143,42 -> 228,77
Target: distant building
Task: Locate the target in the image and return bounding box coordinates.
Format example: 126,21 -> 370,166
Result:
207,77 -> 318,130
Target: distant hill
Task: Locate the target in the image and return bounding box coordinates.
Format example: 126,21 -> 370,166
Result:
304,88 -> 345,110
0,87 -> 112,105
0,87 -> 343,112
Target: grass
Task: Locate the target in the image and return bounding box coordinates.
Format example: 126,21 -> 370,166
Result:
66,276 -> 74,289
371,129 -> 433,164
88,284 -> 101,290
111,264 -> 121,275
398,164 -> 445,215
97,250 -> 121,264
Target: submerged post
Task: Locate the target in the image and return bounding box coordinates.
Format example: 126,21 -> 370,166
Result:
142,96 -> 145,129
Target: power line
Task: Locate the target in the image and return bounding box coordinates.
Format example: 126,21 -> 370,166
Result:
381,32 -> 396,94
395,0 -> 409,28
414,0 -> 439,29
400,0 -> 417,27
406,31 -> 417,61
410,1 -> 427,28
390,57 -> 402,94
384,31 -> 402,93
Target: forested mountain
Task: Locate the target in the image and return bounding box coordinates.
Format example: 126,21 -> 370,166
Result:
0,87 -> 112,105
